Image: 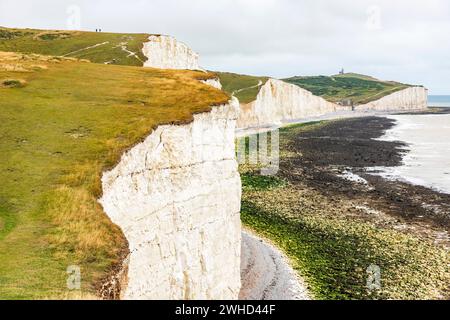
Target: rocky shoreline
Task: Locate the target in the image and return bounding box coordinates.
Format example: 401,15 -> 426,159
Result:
240,109 -> 450,299
281,115 -> 450,245
239,230 -> 311,300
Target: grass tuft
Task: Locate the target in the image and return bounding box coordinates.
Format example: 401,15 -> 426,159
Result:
240,129 -> 449,300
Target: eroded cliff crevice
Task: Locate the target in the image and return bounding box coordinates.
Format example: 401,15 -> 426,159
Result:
99,98 -> 242,300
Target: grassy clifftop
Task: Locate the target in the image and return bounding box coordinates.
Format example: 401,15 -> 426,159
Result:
0,27 -> 150,66
0,51 -> 228,299
283,73 -> 412,105
216,72 -> 269,104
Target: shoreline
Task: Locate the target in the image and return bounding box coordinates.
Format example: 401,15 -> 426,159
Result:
279,116 -> 450,242
239,112 -> 450,299
236,107 -> 448,138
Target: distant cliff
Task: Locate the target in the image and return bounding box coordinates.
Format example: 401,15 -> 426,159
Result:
355,86 -> 428,111
235,80 -> 428,130
237,79 -> 343,129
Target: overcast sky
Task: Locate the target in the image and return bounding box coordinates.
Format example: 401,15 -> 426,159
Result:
1,0 -> 449,93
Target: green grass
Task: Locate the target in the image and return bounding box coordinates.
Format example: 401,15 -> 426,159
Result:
241,173 -> 287,192
333,72 -> 380,81
0,51 -> 228,299
0,27 -> 150,66
216,72 -> 269,103
283,73 -> 413,105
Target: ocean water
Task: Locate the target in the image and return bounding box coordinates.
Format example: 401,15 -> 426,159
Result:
374,114 -> 450,194
428,95 -> 450,108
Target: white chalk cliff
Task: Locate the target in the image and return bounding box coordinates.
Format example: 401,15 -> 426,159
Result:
355,86 -> 428,111
237,79 -> 341,130
237,81 -> 428,130
143,35 -> 201,70
100,98 -> 242,300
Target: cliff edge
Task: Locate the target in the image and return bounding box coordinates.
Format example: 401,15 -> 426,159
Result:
100,98 -> 242,299
235,79 -> 428,130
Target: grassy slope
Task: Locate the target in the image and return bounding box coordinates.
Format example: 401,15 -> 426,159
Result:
0,27 -> 150,66
0,52 -> 228,299
239,124 -> 449,300
283,73 -> 412,105
216,72 -> 269,104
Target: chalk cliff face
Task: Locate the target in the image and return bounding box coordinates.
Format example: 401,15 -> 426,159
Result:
100,98 -> 242,300
356,86 -> 428,111
237,79 -> 340,130
142,35 -> 201,70
201,78 -> 223,90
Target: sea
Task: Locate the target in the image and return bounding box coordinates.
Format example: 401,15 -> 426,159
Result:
374,96 -> 450,194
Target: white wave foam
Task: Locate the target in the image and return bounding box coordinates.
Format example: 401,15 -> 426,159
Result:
372,114 -> 450,194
